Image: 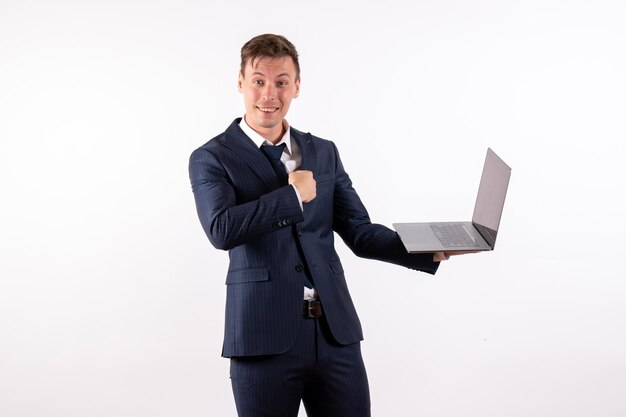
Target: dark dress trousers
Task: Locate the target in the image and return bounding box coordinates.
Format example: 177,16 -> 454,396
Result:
189,119 -> 439,415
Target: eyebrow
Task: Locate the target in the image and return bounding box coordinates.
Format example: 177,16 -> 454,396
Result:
251,71 -> 292,79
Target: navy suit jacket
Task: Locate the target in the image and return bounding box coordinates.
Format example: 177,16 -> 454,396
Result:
189,119 -> 439,357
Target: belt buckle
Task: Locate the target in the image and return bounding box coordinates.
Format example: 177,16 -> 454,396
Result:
304,299 -> 316,319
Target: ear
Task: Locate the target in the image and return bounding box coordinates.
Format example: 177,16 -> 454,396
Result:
294,78 -> 301,98
237,73 -> 244,93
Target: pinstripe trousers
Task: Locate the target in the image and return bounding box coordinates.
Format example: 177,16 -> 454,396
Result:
230,315 -> 371,417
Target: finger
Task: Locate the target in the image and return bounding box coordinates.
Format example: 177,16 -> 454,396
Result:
447,250 -> 481,256
433,252 -> 449,262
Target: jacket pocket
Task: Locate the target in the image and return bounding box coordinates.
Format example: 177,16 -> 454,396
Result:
329,260 -> 344,275
315,173 -> 333,184
225,267 -> 269,285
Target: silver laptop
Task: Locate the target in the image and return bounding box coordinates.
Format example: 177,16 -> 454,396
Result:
393,148 -> 511,253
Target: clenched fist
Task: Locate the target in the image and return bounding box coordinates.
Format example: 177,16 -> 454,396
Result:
289,170 -> 316,203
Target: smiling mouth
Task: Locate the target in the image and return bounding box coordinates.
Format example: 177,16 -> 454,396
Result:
257,106 -> 279,113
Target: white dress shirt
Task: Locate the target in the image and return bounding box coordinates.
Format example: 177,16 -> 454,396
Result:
239,117 -> 317,300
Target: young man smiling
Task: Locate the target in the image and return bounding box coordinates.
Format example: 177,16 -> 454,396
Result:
189,34 -> 460,417
238,54 -> 299,140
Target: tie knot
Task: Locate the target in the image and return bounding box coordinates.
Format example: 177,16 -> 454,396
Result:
261,143 -> 286,161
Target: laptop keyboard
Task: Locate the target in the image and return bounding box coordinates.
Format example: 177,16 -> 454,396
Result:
430,224 -> 480,248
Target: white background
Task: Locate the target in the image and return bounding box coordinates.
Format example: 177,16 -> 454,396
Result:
1,1 -> 625,416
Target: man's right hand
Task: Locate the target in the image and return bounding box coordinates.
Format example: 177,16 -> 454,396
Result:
289,170 -> 316,203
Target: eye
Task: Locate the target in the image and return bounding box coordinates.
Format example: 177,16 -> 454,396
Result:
253,79 -> 264,85
278,81 -> 288,87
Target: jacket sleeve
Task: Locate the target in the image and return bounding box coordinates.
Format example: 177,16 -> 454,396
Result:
189,147 -> 304,251
330,142 -> 440,275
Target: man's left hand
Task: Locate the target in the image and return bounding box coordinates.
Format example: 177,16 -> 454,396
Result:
433,250 -> 481,262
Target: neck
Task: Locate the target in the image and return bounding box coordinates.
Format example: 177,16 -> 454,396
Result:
261,128 -> 284,145
244,115 -> 285,144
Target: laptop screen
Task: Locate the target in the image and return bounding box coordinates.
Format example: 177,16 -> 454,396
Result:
472,148 -> 512,248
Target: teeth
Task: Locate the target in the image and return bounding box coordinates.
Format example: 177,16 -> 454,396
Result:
258,107 -> 278,112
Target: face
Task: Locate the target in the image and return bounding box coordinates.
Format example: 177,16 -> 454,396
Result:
238,55 -> 300,141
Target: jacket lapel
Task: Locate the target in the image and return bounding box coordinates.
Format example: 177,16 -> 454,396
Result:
220,119 -> 282,190
291,127 -> 315,173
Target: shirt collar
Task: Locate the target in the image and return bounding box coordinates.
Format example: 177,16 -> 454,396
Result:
239,116 -> 292,155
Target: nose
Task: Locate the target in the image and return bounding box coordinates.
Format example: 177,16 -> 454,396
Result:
261,83 -> 276,101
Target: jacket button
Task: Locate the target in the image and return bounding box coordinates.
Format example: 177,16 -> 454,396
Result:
295,264 -> 304,272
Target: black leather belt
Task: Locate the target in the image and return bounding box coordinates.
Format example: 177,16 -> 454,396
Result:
302,300 -> 322,318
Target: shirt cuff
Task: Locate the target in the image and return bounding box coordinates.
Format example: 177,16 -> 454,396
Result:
291,184 -> 304,211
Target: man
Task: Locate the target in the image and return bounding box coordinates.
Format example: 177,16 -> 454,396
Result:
189,34 -> 461,417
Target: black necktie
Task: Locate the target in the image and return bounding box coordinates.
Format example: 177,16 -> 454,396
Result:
261,143 -> 288,185
261,143 -> 315,289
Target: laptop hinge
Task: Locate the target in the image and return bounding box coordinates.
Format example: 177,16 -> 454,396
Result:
472,222 -> 497,249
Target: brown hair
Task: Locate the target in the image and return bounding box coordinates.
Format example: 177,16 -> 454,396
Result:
240,34 -> 300,80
